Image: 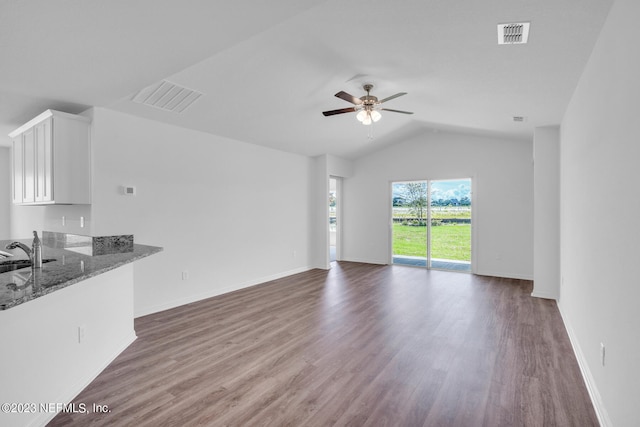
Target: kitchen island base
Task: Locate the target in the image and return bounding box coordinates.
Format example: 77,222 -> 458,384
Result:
0,264 -> 136,427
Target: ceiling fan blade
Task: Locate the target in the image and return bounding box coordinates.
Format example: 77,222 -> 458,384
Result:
322,107 -> 357,116
381,108 -> 414,115
379,92 -> 407,103
334,91 -> 363,105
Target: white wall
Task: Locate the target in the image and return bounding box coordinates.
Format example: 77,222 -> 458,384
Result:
0,147 -> 10,239
342,130 -> 534,279
312,155 -> 329,269
8,107 -> 315,317
10,204 -> 92,239
533,126 -> 560,299
88,108 -> 314,316
559,1 -> 640,426
327,154 -> 354,178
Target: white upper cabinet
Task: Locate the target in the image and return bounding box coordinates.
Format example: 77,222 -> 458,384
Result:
10,110 -> 91,205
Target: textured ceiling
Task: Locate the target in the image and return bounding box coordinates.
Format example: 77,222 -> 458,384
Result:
0,0 -> 613,158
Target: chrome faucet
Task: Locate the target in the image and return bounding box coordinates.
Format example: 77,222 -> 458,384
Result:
4,241 -> 31,258
4,231 -> 43,268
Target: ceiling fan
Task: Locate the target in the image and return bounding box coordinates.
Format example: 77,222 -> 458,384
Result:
322,84 -> 413,125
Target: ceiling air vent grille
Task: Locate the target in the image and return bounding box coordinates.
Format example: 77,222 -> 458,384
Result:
497,22 -> 530,45
132,80 -> 202,113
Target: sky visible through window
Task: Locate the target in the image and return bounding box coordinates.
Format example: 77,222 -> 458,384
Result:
393,179 -> 471,204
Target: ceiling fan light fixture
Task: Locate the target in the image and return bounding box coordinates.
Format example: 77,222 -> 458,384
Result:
356,108 -> 381,125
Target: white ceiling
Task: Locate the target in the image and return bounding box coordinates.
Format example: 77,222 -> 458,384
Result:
0,0 -> 613,159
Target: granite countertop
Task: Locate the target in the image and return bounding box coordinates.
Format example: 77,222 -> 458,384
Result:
0,238 -> 162,310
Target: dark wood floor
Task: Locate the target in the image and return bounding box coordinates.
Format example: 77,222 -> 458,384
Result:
49,262 -> 598,426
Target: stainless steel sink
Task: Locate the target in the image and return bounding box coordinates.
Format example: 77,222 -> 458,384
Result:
0,259 -> 55,274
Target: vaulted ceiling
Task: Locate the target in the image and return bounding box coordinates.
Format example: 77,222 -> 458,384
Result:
0,0 -> 613,159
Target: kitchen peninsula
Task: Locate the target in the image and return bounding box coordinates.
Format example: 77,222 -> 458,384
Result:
0,232 -> 162,427
0,233 -> 162,310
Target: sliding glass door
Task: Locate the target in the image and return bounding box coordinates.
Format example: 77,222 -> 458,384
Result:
392,181 -> 428,267
392,179 -> 471,272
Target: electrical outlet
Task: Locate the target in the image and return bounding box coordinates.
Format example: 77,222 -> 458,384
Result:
182,271 -> 189,281
62,216 -> 66,226
80,216 -> 85,228
600,343 -> 606,366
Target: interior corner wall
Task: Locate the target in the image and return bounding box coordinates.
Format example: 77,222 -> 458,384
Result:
342,131 -> 533,279
312,154 -> 330,269
533,126 -> 560,299
84,107 -> 314,316
559,1 -> 640,426
0,147 -> 10,239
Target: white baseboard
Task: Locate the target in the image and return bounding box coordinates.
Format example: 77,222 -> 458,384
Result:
32,333 -> 137,427
557,302 -> 611,427
339,257 -> 388,266
338,261 -> 533,281
474,269 -> 534,280
135,266 -> 313,318
530,290 -> 558,300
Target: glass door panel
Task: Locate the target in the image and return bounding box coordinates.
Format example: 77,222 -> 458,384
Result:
429,179 -> 472,272
392,181 -> 428,267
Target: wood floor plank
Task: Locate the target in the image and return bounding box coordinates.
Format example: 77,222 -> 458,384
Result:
48,262 -> 598,426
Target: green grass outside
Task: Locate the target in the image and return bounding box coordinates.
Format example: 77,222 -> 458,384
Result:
393,223 -> 471,261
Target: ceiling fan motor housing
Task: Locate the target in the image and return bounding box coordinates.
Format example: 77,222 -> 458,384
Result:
361,84 -> 378,107
360,95 -> 378,106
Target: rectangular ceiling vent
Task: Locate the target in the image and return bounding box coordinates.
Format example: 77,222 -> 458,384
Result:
132,80 -> 202,114
497,22 -> 530,45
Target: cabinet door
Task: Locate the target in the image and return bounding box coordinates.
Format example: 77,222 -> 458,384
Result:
11,137 -> 23,204
22,127 -> 36,203
35,118 -> 53,203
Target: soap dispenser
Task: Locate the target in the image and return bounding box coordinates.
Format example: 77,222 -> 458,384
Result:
32,231 -> 42,269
